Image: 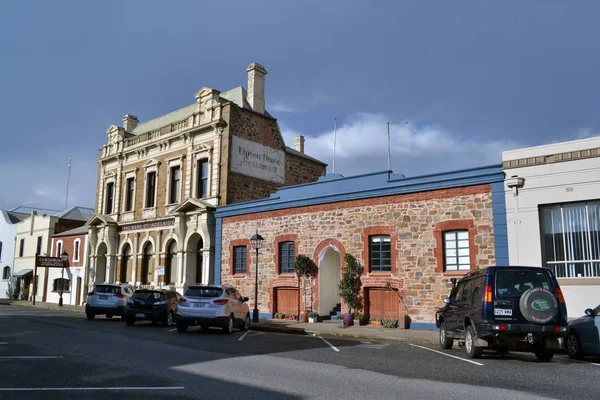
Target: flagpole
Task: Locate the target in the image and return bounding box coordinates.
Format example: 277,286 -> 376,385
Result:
65,158 -> 72,210
387,122 -> 391,171
333,118 -> 337,174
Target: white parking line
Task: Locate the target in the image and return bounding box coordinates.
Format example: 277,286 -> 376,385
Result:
0,386 -> 185,392
591,362 -> 600,367
238,331 -> 250,341
0,342 -> 8,345
169,328 -> 177,332
409,344 -> 484,366
0,356 -> 63,359
318,336 -> 340,352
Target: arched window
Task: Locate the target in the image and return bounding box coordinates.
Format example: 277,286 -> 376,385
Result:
2,266 -> 9,280
53,278 -> 70,292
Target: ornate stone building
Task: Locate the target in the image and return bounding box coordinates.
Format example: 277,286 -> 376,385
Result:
87,63 -> 326,294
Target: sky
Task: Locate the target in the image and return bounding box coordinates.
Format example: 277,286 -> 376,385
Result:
1,1 -> 599,211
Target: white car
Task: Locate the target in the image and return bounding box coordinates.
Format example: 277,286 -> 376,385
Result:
86,283 -> 134,320
175,284 -> 251,334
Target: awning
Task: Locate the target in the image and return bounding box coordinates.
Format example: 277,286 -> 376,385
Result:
12,269 -> 33,278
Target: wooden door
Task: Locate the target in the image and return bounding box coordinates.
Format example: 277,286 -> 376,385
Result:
76,277 -> 82,305
366,288 -> 399,320
274,288 -> 299,315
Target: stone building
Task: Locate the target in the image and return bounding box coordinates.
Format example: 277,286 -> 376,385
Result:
87,62 -> 326,295
215,165 -> 508,329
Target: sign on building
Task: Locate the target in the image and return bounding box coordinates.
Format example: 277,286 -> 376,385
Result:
230,136 -> 285,184
156,266 -> 165,276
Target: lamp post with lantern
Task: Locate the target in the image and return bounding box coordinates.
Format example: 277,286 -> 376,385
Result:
250,231 -> 264,323
59,251 -> 69,307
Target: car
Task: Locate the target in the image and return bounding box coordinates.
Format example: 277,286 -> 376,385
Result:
85,283 -> 134,320
175,284 -> 251,334
565,304 -> 600,359
435,266 -> 568,361
124,289 -> 181,327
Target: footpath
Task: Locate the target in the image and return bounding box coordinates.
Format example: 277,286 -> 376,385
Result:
3,300 -> 439,345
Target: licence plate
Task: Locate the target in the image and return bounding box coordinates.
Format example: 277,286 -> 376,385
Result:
99,295 -> 108,300
193,303 -> 205,308
494,308 -> 513,316
136,313 -> 145,318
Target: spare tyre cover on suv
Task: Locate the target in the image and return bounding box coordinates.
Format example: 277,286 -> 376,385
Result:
519,287 -> 558,324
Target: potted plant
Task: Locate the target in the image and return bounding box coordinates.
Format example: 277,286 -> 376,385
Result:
385,280 -> 410,329
353,311 -> 364,326
308,311 -> 319,323
295,255 -> 318,323
338,254 -> 363,327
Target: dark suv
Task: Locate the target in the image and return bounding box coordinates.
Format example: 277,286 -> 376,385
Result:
435,266 -> 568,361
124,289 -> 181,327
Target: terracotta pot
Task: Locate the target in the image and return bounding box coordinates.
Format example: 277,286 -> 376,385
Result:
299,310 -> 309,323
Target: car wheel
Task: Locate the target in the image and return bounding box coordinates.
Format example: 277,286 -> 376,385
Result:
164,311 -> 174,327
222,314 -> 234,334
176,321 -> 188,332
439,322 -> 453,350
465,325 -> 483,359
125,313 -> 135,326
566,333 -> 585,360
106,314 -> 113,319
534,346 -> 554,362
86,312 -> 95,320
241,314 -> 251,332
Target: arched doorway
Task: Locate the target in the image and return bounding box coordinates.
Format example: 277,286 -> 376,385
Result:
140,242 -> 153,285
164,240 -> 177,285
96,242 -> 108,283
119,243 -> 132,283
318,247 -> 341,316
186,233 -> 203,284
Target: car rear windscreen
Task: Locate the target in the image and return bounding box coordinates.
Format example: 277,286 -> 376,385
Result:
94,285 -> 121,294
495,270 -> 551,298
132,291 -> 165,302
184,287 -> 223,298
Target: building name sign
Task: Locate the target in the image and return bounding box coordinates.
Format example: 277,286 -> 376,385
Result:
121,219 -> 175,232
230,136 -> 285,184
36,256 -> 64,268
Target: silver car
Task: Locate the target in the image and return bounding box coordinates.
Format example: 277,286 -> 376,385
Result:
85,283 -> 134,320
175,284 -> 251,334
565,304 -> 600,359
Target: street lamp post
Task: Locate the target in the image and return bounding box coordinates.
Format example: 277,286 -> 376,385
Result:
59,251 -> 68,307
250,230 -> 264,323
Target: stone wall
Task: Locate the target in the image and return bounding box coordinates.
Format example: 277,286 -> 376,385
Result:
285,152 -> 326,186
220,184 -> 496,324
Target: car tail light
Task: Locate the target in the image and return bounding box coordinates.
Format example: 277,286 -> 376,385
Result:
555,286 -> 565,304
179,297 -> 187,302
88,292 -> 94,296
484,285 -> 493,303
214,299 -> 229,305
115,293 -> 125,298
493,324 -> 508,331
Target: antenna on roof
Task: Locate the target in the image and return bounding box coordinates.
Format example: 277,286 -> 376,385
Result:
332,118 -> 337,174
387,122 -> 391,171
64,158 -> 72,210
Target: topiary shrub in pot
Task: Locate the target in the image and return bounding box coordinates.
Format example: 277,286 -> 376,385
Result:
295,255 -> 318,323
338,254 -> 363,327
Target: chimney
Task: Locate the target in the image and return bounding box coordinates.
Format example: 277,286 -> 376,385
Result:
294,135 -> 305,153
122,114 -> 139,132
246,62 -> 267,114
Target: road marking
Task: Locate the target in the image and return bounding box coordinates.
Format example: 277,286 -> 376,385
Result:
318,336 -> 340,352
409,344 -> 484,366
0,386 -> 185,392
169,328 -> 177,332
238,331 -> 250,341
0,356 -> 63,359
0,342 -> 8,345
591,362 -> 600,367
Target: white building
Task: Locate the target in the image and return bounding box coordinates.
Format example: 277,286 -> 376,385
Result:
502,136 -> 600,319
0,209 -> 29,300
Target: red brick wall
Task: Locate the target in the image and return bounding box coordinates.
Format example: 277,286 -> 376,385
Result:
51,233 -> 86,268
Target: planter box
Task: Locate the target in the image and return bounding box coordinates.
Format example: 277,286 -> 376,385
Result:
308,317 -> 317,323
369,321 -> 382,326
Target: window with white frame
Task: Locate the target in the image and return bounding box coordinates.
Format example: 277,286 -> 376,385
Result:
19,238 -> 24,257
2,266 -> 9,280
541,201 -> 600,278
168,165 -> 181,204
124,176 -> 135,212
104,181 -> 115,214
145,171 -> 157,208
196,158 -> 209,198
0,241 -> 2,261
56,241 -> 63,257
73,239 -> 80,262
443,231 -> 470,271
53,278 -> 70,292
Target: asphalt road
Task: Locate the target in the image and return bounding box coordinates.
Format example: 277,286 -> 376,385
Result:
0,305 -> 598,400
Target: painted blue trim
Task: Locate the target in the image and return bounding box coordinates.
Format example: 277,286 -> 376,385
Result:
408,322 -> 437,331
216,164 -> 504,218
214,217 -> 222,285
491,181 -> 509,266
256,313 -> 275,320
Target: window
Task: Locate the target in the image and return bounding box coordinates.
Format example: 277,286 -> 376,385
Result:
541,201 -> 600,278
2,266 -> 9,280
196,159 -> 209,198
73,240 -> 80,262
279,241 -> 295,274
369,235 -> 391,272
125,177 -> 135,212
52,278 -> 70,292
56,241 -> 62,257
36,236 -> 42,256
19,238 -> 24,257
471,276 -> 485,308
443,231 -> 470,271
169,166 -> 181,204
233,246 -> 247,275
0,241 -> 2,260
145,171 -> 156,208
105,182 -> 114,214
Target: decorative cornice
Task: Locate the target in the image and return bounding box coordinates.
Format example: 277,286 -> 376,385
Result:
503,147 -> 600,169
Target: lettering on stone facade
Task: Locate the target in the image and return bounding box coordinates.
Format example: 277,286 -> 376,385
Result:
230,136 -> 285,184
120,219 -> 175,232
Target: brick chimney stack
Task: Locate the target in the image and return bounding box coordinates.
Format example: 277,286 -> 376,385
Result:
246,62 -> 267,114
123,114 -> 139,132
294,135 -> 305,153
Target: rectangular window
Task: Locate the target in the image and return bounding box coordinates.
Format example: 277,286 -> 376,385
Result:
369,235 -> 391,272
279,241 -> 295,274
19,238 -> 25,257
233,246 -> 247,275
56,242 -> 62,257
125,177 -> 135,211
540,201 -> 600,278
0,241 -> 2,261
105,182 -> 114,214
443,231 -> 470,271
74,241 -> 80,261
196,159 -> 209,198
145,172 -> 156,208
53,278 -> 70,292
36,236 -> 42,255
169,166 -> 181,204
